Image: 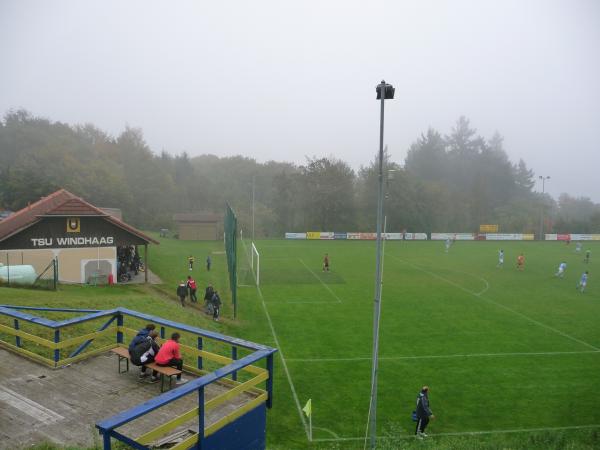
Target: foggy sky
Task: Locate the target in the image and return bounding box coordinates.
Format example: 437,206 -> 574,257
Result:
1,0 -> 599,201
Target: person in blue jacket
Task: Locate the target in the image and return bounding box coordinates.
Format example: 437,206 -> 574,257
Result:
128,324 -> 156,353
415,386 -> 435,438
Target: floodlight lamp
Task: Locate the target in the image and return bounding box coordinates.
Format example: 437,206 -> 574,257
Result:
376,80 -> 395,100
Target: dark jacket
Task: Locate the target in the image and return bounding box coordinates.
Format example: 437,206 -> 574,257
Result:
416,390 -> 432,419
130,337 -> 159,366
128,328 -> 150,353
211,292 -> 222,307
204,286 -> 214,301
177,284 -> 187,298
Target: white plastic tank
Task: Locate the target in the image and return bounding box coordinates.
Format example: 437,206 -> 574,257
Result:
0,265 -> 37,285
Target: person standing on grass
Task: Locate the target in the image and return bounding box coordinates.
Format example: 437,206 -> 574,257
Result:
517,253 -> 525,271
576,242 -> 582,253
188,255 -> 195,271
211,290 -> 222,321
323,253 -> 330,272
584,249 -> 591,264
577,271 -> 589,293
204,284 -> 215,313
415,386 -> 435,438
155,332 -> 187,385
206,255 -> 212,271
128,323 -> 155,353
187,275 -> 198,303
177,280 -> 188,307
497,249 -> 504,268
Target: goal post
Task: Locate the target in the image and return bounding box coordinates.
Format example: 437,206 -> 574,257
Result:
251,242 -> 260,286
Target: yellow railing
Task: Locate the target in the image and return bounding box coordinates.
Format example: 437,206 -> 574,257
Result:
0,310 -> 273,449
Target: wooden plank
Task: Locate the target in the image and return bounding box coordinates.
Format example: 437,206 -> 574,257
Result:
136,407 -> 198,445
111,347 -> 130,358
145,363 -> 181,377
169,432 -> 198,450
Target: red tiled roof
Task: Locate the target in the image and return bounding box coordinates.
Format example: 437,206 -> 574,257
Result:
0,189 -> 158,245
44,198 -> 107,216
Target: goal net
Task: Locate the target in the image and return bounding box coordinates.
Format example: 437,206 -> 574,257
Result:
251,242 -> 260,286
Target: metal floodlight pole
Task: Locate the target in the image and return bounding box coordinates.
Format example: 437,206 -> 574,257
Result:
252,175 -> 256,242
369,80 -> 394,449
539,175 -> 550,240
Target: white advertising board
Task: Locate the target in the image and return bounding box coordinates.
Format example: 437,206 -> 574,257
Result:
383,233 -> 403,240
431,233 -> 474,241
285,232 -> 307,239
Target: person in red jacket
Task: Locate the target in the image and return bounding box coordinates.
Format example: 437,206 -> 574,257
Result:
187,276 -> 198,303
155,332 -> 187,385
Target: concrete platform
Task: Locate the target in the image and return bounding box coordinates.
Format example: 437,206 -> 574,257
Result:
0,348 -> 258,449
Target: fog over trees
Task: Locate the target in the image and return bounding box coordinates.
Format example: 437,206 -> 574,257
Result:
1,110 -> 598,236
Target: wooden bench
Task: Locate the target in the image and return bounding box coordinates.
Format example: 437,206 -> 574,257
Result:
110,347 -> 182,392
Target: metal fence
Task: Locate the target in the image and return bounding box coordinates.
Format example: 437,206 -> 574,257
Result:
224,203 -> 238,319
0,254 -> 58,290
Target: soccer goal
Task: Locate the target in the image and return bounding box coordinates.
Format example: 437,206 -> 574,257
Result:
251,242 -> 260,286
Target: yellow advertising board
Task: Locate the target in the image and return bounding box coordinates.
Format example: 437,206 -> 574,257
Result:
480,224 -> 499,233
306,231 -> 321,240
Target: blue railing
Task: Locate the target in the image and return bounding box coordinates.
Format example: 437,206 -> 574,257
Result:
0,305 -> 277,449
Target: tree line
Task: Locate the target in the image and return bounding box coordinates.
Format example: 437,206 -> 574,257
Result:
1,110 -> 598,236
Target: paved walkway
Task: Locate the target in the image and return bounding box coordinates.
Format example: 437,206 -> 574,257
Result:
128,268 -> 162,285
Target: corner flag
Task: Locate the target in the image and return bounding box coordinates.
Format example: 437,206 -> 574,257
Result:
302,399 -> 312,418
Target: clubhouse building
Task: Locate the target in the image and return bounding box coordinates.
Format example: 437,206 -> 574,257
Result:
0,189 -> 157,284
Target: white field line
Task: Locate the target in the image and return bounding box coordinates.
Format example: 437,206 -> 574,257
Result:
286,349 -> 600,363
393,256 -> 600,352
298,258 -> 342,303
312,424 -> 600,442
239,240 -> 310,439
285,300 -> 340,304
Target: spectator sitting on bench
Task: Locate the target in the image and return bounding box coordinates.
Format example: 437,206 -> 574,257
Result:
131,330 -> 160,383
155,332 -> 188,385
128,323 -> 156,353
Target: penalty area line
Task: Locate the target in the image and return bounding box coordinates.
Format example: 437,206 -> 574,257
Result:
392,256 -> 600,352
286,349 -> 600,363
298,258 -> 343,303
312,424 -> 600,442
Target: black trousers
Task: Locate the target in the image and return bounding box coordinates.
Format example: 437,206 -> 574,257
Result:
179,295 -> 186,306
189,289 -> 197,302
213,305 -> 220,319
415,416 -> 429,434
158,358 -> 183,380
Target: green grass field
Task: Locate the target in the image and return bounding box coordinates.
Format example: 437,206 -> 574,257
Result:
2,237 -> 600,449
233,238 -> 600,449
